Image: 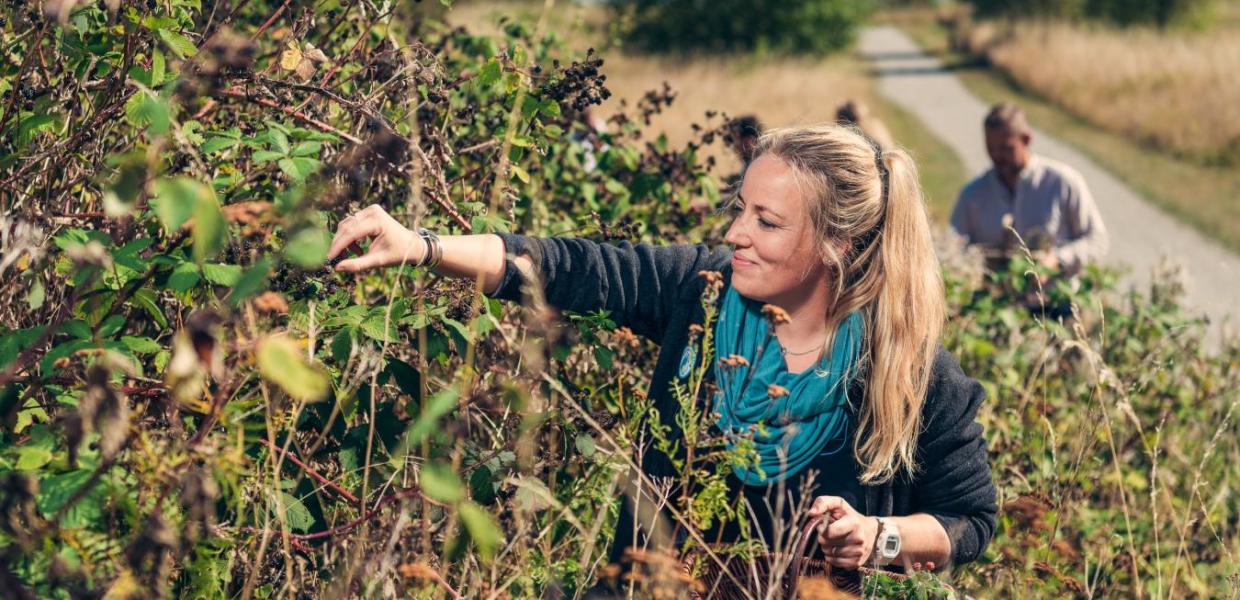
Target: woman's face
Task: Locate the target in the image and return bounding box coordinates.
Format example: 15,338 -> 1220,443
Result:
724,154 -> 831,305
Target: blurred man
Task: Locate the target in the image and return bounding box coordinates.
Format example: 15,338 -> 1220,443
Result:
836,99 -> 893,151
722,115 -> 763,190
727,115 -> 763,169
571,106 -> 611,173
951,102 -> 1108,276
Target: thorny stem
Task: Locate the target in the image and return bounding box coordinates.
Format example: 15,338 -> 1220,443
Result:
259,438 -> 359,504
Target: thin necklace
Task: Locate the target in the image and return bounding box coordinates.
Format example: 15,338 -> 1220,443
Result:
779,341 -> 824,357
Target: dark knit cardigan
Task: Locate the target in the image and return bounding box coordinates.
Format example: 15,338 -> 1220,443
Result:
487,234 -> 998,567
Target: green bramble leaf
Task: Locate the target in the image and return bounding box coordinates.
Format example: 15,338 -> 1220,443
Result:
157,28 -> 198,59
150,177 -> 209,233
459,501 -> 502,561
276,491 -> 314,532
257,335 -> 329,402
201,263 -> 243,286
284,227 -> 331,268
420,462 -> 464,504
192,188 -> 227,263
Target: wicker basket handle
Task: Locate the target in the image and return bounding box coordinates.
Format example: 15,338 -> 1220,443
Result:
786,513 -> 827,599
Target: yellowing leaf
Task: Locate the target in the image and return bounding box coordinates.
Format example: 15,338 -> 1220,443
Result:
295,58 -> 317,80
279,41 -> 303,71
257,336 -> 329,402
302,43 -> 328,63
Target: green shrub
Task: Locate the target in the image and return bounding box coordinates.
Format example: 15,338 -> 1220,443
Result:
969,0 -> 1217,27
608,0 -> 873,55
0,2 -> 1234,598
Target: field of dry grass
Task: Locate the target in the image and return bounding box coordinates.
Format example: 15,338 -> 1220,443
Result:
597,54 -> 872,171
956,18 -> 1240,166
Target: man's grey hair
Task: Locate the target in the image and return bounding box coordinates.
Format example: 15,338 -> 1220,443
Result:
983,102 -> 1031,136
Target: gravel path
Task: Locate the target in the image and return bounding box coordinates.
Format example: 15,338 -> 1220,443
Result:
860,26 -> 1238,344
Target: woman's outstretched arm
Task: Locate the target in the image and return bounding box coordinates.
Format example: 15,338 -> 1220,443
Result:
326,204 -> 531,295
327,204 -> 732,339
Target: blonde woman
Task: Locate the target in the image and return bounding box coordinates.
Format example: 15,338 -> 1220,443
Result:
328,124 -> 997,575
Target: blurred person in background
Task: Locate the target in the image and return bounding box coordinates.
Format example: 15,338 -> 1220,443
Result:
573,105 -> 610,173
950,102 -> 1108,276
723,115 -> 764,189
727,114 -> 764,167
836,99 -> 893,151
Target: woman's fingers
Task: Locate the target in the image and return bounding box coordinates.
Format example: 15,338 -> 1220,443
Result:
826,553 -> 865,569
808,495 -> 846,518
335,251 -> 390,274
822,515 -> 861,543
328,214 -> 381,261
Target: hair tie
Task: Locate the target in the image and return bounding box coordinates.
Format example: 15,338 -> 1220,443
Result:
872,140 -> 890,202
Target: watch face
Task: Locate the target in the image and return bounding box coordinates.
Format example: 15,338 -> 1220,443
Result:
882,535 -> 902,555
881,534 -> 901,557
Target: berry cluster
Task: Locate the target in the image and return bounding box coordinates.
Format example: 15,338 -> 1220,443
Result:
538,48 -> 610,112
3,82 -> 39,110
269,261 -> 342,301
591,211 -> 641,241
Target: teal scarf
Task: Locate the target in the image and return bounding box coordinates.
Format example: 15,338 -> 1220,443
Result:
713,286 -> 864,486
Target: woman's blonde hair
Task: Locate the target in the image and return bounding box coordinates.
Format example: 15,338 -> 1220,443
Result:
750,124 -> 945,484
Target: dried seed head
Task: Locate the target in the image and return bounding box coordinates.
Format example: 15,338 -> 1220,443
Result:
397,562 -> 439,581
761,304 -> 791,326
767,384 -> 789,398
253,291 -> 289,315
697,270 -> 723,287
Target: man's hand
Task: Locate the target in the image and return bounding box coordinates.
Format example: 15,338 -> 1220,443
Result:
808,496 -> 879,569
328,205 -> 424,273
1035,250 -> 1060,270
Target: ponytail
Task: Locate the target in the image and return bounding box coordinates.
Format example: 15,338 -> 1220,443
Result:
855,148 -> 944,483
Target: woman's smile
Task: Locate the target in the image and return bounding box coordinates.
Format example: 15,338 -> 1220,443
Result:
731,254 -> 757,268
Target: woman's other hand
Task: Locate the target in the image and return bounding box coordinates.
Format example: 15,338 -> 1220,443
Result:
808,495 -> 879,569
328,204 -> 424,273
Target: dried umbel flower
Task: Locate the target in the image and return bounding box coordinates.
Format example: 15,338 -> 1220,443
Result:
179,468 -> 219,543
761,304 -> 791,326
0,473 -> 42,548
397,562 -> 439,581
718,354 -> 750,369
767,384 -> 789,398
65,363 -> 131,465
253,291 -> 289,315
126,511 -> 178,589
697,270 -> 723,288
0,216 -> 44,277
611,326 -> 639,349
65,240 -> 112,271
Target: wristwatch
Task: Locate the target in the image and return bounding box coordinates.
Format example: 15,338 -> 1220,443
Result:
873,517 -> 901,567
